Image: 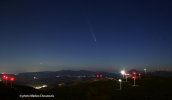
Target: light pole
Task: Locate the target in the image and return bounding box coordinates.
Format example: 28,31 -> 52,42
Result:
3,75 -> 6,84
133,72 -> 136,77
100,75 -> 102,79
144,68 -> 146,74
132,76 -> 135,86
119,79 -> 122,90
125,73 -> 127,82
97,75 -> 99,79
121,70 -> 125,79
5,76 -> 8,85
10,77 -> 14,88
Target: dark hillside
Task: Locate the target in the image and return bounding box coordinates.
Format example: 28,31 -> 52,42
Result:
0,82 -> 54,100
48,74 -> 172,100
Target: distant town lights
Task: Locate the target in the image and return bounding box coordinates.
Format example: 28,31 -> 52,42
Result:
35,85 -> 47,89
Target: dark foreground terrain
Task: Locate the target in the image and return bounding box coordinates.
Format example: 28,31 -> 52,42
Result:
1,74 -> 172,100
0,82 -> 54,100
47,74 -> 172,100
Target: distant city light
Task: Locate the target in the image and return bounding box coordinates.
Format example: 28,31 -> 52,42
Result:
35,85 -> 48,89
42,85 -> 47,87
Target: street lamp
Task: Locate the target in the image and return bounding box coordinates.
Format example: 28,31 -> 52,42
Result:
133,72 -> 136,77
3,75 -> 6,84
5,76 -> 8,85
121,70 -> 125,79
125,73 -> 127,82
100,75 -> 102,79
97,75 -> 99,79
144,68 -> 146,74
10,77 -> 14,88
132,76 -> 135,86
119,79 -> 122,90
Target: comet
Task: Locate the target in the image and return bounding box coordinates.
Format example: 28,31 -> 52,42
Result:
87,19 -> 97,42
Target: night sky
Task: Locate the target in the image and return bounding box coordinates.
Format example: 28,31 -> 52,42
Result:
1,0 -> 172,74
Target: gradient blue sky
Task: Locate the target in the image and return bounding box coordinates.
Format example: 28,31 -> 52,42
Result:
0,0 -> 172,73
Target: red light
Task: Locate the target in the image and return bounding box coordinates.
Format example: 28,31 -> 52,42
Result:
100,75 -> 102,77
139,74 -> 140,75
10,77 -> 14,81
97,75 -> 99,77
124,73 -> 127,75
133,72 -> 136,74
5,76 -> 8,79
132,76 -> 135,79
3,75 -> 6,78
